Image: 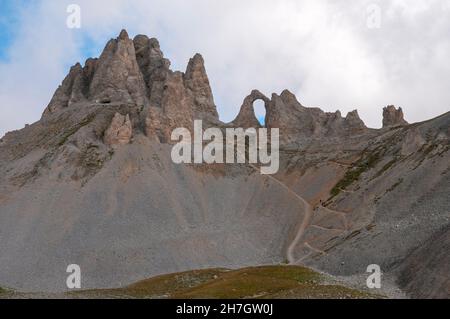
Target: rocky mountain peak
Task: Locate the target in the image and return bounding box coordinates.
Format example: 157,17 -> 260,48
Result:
118,29 -> 129,40
42,30 -> 220,142
41,29 -> 411,145
184,53 -> 219,120
279,89 -> 303,107
344,110 -> 367,131
89,29 -> 148,106
383,105 -> 408,128
232,89 -> 369,142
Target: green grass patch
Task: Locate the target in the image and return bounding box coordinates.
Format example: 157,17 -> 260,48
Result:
0,286 -> 11,296
330,151 -> 383,198
172,266 -> 319,299
69,266 -> 377,299
372,158 -> 398,180
70,268 -> 228,299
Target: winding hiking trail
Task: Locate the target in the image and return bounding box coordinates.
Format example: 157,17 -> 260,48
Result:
246,169 -> 350,264
240,162 -> 314,264
259,173 -> 315,265
286,201 -> 313,264
229,141 -> 348,265
245,167 -> 347,265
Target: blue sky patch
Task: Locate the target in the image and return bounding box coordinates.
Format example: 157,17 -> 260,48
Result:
0,0 -> 21,61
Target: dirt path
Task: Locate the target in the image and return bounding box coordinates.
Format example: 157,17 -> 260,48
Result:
286,203 -> 314,264
243,167 -> 350,264
239,162 -> 314,264
228,141 -> 333,265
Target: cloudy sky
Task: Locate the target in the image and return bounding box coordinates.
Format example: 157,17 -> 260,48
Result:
0,0 -> 449,137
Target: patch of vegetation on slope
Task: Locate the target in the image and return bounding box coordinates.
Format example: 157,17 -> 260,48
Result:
329,150 -> 383,198
0,286 -> 10,296
57,113 -> 97,147
70,266 -> 377,299
385,178 -> 404,193
372,157 -> 398,180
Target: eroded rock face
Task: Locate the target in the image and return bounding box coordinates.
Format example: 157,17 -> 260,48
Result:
42,60 -> 97,116
40,28 -> 415,147
232,89 -> 368,144
232,90 -> 269,128
144,53 -> 220,143
42,29 -> 374,145
42,30 -> 220,144
184,53 -> 219,121
145,72 -> 195,143
401,128 -> 426,155
344,110 -> 367,134
104,113 -> 132,146
133,35 -> 171,108
89,30 -> 148,106
383,105 -> 408,128
43,29 -> 148,117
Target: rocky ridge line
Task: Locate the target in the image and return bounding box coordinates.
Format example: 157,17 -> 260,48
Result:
41,29 -> 409,148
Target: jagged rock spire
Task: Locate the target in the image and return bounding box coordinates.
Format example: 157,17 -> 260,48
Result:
43,63 -> 79,115
118,29 -> 129,40
383,105 -> 408,128
184,53 -> 219,121
42,54 -> 100,117
42,31 -> 220,129
344,110 -> 367,133
43,29 -> 148,118
133,34 -> 171,108
88,29 -> 148,106
41,29 -> 376,143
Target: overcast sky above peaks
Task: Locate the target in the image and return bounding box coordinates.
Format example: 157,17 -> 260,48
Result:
0,0 -> 449,137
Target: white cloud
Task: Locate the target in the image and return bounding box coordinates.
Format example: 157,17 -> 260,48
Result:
1,0 -> 449,137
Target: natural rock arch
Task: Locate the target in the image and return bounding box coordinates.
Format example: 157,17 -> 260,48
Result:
231,90 -> 271,128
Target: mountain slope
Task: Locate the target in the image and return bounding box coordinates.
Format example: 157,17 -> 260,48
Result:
0,30 -> 448,297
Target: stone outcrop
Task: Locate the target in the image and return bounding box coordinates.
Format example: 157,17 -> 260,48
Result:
43,29 -> 409,146
146,71 -> 195,142
43,29 -> 148,116
231,89 -> 368,143
344,110 -> 367,134
143,53 -> 221,142
42,59 -> 98,116
104,112 -> 132,146
232,90 -> 269,128
43,30 -> 221,144
133,35 -> 171,108
89,30 -> 148,106
383,105 -> 408,128
184,53 -> 219,121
